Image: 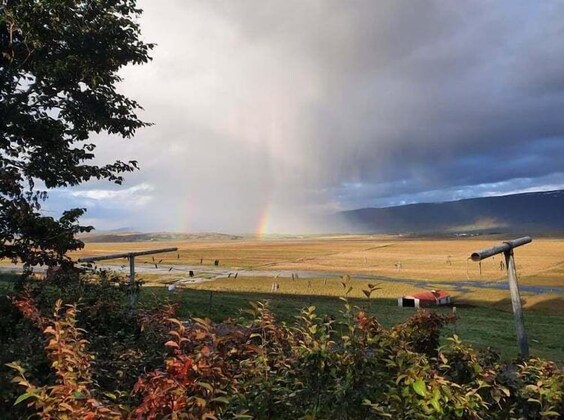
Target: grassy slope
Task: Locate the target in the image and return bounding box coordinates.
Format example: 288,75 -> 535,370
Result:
0,273 -> 17,292
141,286 -> 564,362
1,272 -> 561,361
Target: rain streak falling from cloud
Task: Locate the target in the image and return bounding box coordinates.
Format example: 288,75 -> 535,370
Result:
51,0 -> 564,233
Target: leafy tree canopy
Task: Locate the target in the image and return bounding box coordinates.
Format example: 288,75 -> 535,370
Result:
0,0 -> 153,268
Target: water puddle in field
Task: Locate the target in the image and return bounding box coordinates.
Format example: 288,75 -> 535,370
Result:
2,263 -> 563,295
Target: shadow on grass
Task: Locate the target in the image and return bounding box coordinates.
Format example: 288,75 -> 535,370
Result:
526,297 -> 564,315
1,277 -> 561,362
140,285 -> 564,362
0,273 -> 19,293
457,296 -> 564,316
141,285 -> 403,323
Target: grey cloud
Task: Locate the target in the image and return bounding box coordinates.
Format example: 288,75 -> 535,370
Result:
51,0 -> 564,232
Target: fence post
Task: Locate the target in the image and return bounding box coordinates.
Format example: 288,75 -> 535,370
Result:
78,247 -> 178,310
505,249 -> 529,358
470,237 -> 531,358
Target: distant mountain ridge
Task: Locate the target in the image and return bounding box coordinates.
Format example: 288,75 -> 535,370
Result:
80,231 -> 244,243
338,189 -> 564,234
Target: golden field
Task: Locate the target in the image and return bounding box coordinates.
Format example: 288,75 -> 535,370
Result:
62,234 -> 564,315
71,235 -> 564,286
3,234 -> 563,359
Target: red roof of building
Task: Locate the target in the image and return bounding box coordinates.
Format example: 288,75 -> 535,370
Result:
406,290 -> 450,301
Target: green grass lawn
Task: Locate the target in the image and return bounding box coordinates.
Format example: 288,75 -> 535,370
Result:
141,286 -> 564,362
0,273 -> 17,292
2,272 -> 562,362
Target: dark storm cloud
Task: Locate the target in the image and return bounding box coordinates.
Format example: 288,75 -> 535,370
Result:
52,0 -> 564,232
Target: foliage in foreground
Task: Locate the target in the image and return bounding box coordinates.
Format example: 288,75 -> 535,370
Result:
1,277 -> 563,419
1,0 -> 152,269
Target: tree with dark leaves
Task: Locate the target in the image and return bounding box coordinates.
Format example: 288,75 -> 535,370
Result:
0,0 -> 153,271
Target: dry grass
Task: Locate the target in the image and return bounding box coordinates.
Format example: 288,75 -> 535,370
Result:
70,235 -> 564,287
2,235 -> 563,360
184,276 -> 420,300
67,235 -> 564,316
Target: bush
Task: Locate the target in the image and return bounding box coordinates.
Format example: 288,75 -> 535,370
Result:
0,272 -> 170,418
3,282 -> 563,419
8,299 -> 121,418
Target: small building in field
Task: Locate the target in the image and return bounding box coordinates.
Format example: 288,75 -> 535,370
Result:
398,290 -> 451,308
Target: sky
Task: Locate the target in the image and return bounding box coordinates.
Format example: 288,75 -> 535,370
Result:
48,0 -> 564,234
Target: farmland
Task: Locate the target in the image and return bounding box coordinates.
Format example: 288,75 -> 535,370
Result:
71,234 -> 564,287
67,235 -> 564,309
3,234 -> 563,360
136,287 -> 564,361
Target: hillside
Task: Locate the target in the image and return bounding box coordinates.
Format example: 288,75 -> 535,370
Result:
339,190 -> 564,234
79,231 -> 244,243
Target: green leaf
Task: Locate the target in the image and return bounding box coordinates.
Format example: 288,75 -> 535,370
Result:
211,396 -> 230,404
412,378 -> 427,397
72,391 -> 86,400
430,397 -> 441,412
192,317 -> 208,325
540,410 -> 561,417
5,362 -> 22,370
499,386 -> 510,397
197,382 -> 214,392
14,392 -> 34,406
103,392 -> 117,401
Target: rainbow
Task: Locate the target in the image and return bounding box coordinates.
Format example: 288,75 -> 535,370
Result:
179,202 -> 193,233
256,206 -> 271,238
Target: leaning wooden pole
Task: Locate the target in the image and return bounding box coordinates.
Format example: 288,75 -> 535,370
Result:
470,237 -> 531,358
504,249 -> 529,357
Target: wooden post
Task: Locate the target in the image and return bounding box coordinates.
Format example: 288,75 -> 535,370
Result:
78,247 -> 178,310
505,249 -> 529,358
470,237 -> 531,358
